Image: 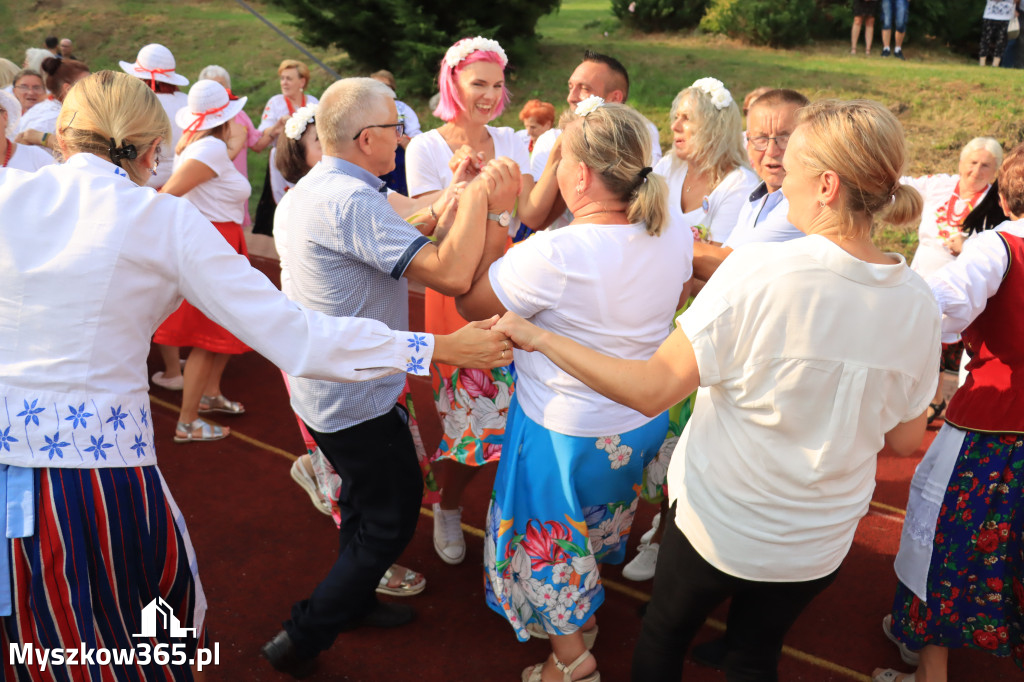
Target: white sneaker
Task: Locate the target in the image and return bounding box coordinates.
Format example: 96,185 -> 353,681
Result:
432,503 -> 466,564
289,458 -> 332,516
622,542 -> 659,581
639,512 -> 661,546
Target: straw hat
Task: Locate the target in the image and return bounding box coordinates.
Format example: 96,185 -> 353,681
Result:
175,80 -> 247,134
119,43 -> 190,88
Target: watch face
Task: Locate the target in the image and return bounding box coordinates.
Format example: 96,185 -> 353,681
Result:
499,211 -> 511,227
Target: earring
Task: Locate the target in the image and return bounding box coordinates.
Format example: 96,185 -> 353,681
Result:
576,184 -> 584,195
149,167 -> 157,177
818,200 -> 825,208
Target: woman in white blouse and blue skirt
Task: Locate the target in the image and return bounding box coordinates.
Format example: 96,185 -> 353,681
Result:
0,70 -> 508,681
494,99 -> 942,681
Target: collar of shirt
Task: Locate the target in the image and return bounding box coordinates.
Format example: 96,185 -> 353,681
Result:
67,151 -> 140,182
320,155 -> 388,193
802,234 -> 909,287
748,181 -> 786,225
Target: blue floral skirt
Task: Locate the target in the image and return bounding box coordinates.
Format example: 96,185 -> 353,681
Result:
484,395 -> 667,640
890,430 -> 1024,666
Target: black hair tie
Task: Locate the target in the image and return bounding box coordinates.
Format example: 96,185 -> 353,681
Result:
638,166 -> 653,181
108,137 -> 138,167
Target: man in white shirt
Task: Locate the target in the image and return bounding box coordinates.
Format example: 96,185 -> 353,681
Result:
528,50 -> 662,231
261,77 -> 518,678
692,89 -> 809,284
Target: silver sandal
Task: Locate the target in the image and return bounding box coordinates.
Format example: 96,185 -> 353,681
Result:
174,418 -> 228,443
199,394 -> 245,415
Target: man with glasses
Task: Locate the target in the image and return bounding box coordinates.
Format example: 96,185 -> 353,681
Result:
261,77 -> 519,678
692,89 -> 810,284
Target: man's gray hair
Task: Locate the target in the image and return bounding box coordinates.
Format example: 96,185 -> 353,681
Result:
318,77 -> 396,151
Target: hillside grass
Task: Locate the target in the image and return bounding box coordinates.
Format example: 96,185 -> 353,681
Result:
7,0 -> 1024,255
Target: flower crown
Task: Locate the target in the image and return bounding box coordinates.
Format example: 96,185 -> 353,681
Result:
444,37 -> 507,69
690,77 -> 734,111
574,95 -> 605,117
284,104 -> 318,141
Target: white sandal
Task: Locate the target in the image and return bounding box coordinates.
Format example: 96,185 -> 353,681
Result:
521,651 -> 599,682
872,669 -> 915,682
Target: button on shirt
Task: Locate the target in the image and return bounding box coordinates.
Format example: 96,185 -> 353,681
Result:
284,155 -> 431,433
722,182 -> 804,250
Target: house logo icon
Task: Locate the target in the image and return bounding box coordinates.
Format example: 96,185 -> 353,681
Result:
133,597 -> 197,638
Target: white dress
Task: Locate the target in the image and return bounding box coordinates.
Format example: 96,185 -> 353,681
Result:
653,157 -> 759,244
903,174 -> 991,279
258,93 -> 319,203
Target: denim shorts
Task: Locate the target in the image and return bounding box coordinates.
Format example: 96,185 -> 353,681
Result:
880,0 -> 909,32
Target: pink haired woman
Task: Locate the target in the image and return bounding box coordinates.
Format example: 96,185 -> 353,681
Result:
405,37 -> 545,566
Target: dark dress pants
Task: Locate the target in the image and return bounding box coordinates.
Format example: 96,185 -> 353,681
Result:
283,406 -> 423,656
632,505 -> 839,682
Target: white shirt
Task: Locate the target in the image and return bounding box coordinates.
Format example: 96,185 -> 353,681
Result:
984,1 -> 1016,20
3,143 -> 54,173
653,157 -> 758,244
530,128 -> 573,231
490,221 -> 691,436
395,100 -> 421,137
259,93 -> 319,204
927,220 -> 1023,342
903,174 -> 991,279
670,235 -> 940,581
174,136 -> 251,225
722,183 -> 803,249
148,90 -> 188,189
17,98 -> 60,135
0,153 -> 433,470
405,126 -> 534,196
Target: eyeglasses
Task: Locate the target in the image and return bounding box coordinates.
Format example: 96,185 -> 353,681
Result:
749,135 -> 790,152
14,84 -> 45,93
351,122 -> 404,140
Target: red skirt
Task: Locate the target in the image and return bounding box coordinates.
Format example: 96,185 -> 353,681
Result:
153,220 -> 251,354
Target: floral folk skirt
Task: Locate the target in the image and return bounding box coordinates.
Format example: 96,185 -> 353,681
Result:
890,430 -> 1024,666
484,395 -> 668,640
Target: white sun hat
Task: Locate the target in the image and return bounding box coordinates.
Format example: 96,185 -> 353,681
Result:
0,89 -> 21,139
175,80 -> 247,134
119,43 -> 190,89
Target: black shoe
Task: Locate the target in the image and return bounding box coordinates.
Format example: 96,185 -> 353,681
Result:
360,600 -> 416,628
261,630 -> 318,679
894,48 -> 905,60
881,47 -> 891,57
691,636 -> 728,670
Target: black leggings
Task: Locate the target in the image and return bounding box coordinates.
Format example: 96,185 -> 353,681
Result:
631,508 -> 839,682
980,18 -> 1010,59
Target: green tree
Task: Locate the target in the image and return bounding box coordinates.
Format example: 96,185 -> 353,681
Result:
611,0 -> 708,32
268,0 -> 561,95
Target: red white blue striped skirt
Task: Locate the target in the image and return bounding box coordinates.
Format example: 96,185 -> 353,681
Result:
1,466 -> 205,681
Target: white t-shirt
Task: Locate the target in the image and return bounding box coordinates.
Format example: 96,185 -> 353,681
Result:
653,157 -> 758,244
396,100 -> 421,137
984,1 -> 1016,20
489,221 -> 692,436
903,174 -> 990,279
148,90 -> 188,189
174,136 -> 252,224
17,98 -> 60,135
405,126 -> 534,197
529,128 -> 573,231
259,93 -> 319,204
4,143 -> 54,173
670,235 -> 940,582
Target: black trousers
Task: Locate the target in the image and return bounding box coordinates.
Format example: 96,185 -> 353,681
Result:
283,406 -> 423,656
632,506 -> 839,682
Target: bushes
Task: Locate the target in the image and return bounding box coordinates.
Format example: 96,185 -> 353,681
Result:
268,0 -> 561,95
700,0 -> 816,47
611,0 -> 708,32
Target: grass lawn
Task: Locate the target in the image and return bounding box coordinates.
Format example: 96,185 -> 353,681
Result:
7,0 -> 1023,254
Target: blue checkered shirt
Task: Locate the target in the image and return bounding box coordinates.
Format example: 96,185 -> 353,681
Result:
282,155 -> 430,432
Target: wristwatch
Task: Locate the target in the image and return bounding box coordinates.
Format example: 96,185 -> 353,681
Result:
487,210 -> 512,227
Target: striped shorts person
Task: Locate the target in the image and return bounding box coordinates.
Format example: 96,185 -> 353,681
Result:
1,466 -> 206,681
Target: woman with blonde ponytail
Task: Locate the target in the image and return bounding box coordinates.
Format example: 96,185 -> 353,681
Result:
493,99 -> 942,681
457,101 -> 691,682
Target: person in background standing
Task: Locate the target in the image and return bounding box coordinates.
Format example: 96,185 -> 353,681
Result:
880,0 -> 909,59
980,1 -> 1016,66
851,0 -> 878,55
59,38 -> 77,61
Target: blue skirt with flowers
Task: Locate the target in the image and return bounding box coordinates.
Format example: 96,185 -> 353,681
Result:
483,395 -> 667,641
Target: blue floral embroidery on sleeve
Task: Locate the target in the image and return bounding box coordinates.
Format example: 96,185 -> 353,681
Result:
17,400 -> 44,426
0,426 -> 18,452
40,431 -> 70,460
140,407 -> 148,427
407,334 -> 429,353
84,434 -> 113,460
406,357 -> 425,373
65,403 -> 93,430
130,434 -> 147,458
106,405 -> 127,431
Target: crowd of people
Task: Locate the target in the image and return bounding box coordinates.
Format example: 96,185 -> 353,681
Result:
0,29 -> 1021,682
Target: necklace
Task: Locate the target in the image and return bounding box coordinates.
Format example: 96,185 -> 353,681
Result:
574,209 -> 626,220
936,185 -> 986,228
1,141 -> 12,168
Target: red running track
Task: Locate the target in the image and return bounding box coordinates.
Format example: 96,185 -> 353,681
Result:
148,256 -> 1017,681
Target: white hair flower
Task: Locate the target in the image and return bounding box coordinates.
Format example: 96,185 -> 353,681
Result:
574,95 -> 605,117
691,77 -> 734,111
444,37 -> 508,69
284,104 -> 318,141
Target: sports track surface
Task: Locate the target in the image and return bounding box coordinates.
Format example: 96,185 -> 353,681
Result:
149,254 -> 1017,681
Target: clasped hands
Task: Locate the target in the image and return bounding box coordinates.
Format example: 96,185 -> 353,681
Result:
437,311 -> 542,370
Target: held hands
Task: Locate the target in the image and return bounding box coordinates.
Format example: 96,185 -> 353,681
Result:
436,316 -> 514,369
449,145 -> 486,180
475,157 -> 522,213
493,312 -> 545,353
